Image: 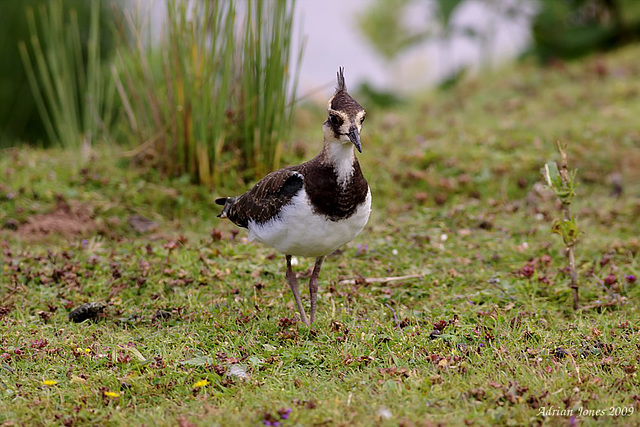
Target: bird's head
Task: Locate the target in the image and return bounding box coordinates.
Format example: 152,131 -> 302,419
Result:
323,68 -> 366,153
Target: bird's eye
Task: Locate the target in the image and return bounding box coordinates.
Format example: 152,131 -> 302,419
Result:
329,114 -> 342,126
360,115 -> 366,124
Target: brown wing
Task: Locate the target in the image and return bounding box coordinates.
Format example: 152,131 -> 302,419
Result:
217,167 -> 304,228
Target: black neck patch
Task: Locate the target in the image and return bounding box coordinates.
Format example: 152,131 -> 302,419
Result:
300,156 -> 368,222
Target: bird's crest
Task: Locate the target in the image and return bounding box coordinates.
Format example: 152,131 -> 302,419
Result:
336,67 -> 347,93
329,67 -> 362,115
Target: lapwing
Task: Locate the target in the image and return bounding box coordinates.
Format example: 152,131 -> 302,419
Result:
216,68 -> 370,325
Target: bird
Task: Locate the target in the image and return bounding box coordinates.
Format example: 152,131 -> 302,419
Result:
215,68 -> 370,325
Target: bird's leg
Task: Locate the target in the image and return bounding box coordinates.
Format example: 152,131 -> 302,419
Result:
308,256 -> 325,324
285,255 -> 308,325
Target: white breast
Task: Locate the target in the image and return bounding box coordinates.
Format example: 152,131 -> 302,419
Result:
248,189 -> 371,258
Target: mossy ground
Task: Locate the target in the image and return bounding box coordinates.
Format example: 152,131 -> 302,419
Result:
1,46 -> 639,426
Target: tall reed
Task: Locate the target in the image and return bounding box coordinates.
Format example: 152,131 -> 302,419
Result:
19,0 -> 114,149
114,0 -> 302,189
240,0 -> 301,178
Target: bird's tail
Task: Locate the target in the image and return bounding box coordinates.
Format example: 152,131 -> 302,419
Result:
215,196 -> 234,218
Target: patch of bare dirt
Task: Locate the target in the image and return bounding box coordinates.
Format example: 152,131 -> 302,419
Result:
17,199 -> 96,240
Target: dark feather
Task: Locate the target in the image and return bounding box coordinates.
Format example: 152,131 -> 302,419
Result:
219,169 -> 304,227
336,67 -> 347,92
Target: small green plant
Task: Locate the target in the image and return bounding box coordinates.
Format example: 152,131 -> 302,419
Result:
543,142 -> 579,310
19,0 -> 115,149
113,0 -> 301,188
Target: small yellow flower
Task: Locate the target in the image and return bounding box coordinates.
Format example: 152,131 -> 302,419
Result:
103,391 -> 120,398
2,265 -> 8,272
84,348 -> 91,354
76,347 -> 83,353
42,380 -> 58,386
193,379 -> 209,388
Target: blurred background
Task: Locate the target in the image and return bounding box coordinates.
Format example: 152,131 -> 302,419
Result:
2,0 -> 640,184
291,0 -> 533,97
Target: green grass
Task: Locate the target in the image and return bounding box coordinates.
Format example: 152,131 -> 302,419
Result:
1,45 -> 640,426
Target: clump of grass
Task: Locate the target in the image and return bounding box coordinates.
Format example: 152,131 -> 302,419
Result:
543,142 -> 579,309
19,0 -> 115,149
113,0 -> 236,188
113,0 -> 302,188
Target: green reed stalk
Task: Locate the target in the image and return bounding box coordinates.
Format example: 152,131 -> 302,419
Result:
114,0 -> 301,189
241,0 -> 300,178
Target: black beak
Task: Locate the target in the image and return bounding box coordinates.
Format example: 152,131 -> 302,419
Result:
347,126 -> 362,153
